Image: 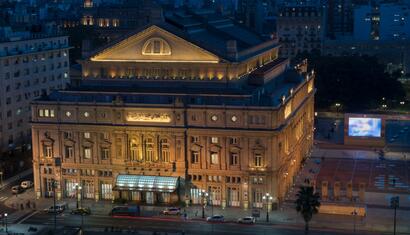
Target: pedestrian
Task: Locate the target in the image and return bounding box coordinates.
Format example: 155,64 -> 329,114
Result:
32,201 -> 36,210
20,203 -> 24,210
195,210 -> 198,217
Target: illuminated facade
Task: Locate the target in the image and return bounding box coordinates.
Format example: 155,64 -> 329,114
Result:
32,19 -> 315,209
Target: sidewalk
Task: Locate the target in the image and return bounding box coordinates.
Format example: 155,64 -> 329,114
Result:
4,189 -> 410,234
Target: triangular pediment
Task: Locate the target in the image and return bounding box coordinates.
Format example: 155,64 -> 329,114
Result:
90,25 -> 220,63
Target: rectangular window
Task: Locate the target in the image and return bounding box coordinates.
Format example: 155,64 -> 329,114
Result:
64,131 -> 73,139
211,137 -> 218,144
65,146 -> 73,158
191,151 -> 199,163
84,147 -> 91,159
101,147 -> 109,160
39,109 -> 44,117
229,137 -> 238,145
84,132 -> 91,139
230,153 -> 239,165
254,154 -> 263,167
211,152 -> 219,164
161,149 -> 170,162
44,145 -> 52,158
191,136 -> 199,143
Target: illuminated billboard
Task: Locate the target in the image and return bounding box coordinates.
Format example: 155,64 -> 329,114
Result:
348,117 -> 382,137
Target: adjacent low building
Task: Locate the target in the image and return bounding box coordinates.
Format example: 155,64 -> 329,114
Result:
31,17 -> 314,209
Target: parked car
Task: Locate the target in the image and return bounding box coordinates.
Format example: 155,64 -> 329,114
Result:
71,207 -> 91,215
20,180 -> 33,189
161,207 -> 181,215
11,185 -> 24,194
45,203 -> 68,213
237,216 -> 256,224
206,215 -> 224,222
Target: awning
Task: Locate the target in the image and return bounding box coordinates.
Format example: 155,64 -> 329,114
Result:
114,175 -> 179,192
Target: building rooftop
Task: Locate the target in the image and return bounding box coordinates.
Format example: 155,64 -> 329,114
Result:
89,11 -> 277,63
36,68 -> 305,108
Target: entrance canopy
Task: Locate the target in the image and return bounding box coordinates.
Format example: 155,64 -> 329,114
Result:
114,175 -> 179,192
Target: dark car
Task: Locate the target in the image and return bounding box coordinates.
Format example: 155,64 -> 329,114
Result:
71,207 -> 91,215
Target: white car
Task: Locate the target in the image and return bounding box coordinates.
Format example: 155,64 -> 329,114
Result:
237,216 -> 256,224
20,180 -> 33,189
206,215 -> 224,222
161,207 -> 181,215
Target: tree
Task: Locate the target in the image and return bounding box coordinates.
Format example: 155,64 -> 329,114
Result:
294,55 -> 406,112
295,186 -> 321,234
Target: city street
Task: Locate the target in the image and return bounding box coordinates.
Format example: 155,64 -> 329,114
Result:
20,211 -> 381,235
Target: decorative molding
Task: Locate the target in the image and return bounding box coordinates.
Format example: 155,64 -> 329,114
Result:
126,112 -> 171,123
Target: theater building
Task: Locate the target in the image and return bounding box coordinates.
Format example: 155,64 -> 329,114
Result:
32,16 -> 315,209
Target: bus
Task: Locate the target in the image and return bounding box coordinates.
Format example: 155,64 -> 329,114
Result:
109,206 -> 140,217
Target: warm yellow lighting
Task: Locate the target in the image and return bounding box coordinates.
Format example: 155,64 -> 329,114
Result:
90,58 -> 219,63
126,112 -> 171,123
284,102 -> 292,119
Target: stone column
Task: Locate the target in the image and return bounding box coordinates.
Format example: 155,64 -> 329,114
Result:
359,183 -> 365,202
321,181 -> 328,200
346,181 -> 353,201
333,181 -> 341,201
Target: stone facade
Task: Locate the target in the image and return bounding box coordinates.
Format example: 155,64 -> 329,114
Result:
31,23 -> 315,210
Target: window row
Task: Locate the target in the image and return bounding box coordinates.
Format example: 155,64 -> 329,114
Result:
191,151 -> 264,167
191,136 -> 239,145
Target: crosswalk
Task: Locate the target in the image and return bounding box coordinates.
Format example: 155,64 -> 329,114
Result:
0,196 -> 8,202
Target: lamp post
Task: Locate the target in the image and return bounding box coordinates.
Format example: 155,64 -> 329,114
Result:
74,183 -> 82,209
262,193 -> 273,222
4,213 -> 7,233
52,179 -> 57,232
200,190 -> 209,219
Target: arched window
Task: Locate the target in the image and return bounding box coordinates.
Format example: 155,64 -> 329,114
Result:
142,38 -> 171,55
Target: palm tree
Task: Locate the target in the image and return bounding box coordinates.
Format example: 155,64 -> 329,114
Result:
295,186 -> 321,234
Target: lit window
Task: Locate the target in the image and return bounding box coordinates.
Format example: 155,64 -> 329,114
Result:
39,109 -> 44,117
43,145 -> 53,158
254,154 -> 263,167
211,152 -> 219,164
84,132 -> 91,139
211,137 -> 218,144
84,147 -> 91,159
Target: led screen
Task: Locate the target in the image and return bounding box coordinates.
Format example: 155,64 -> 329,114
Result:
348,117 -> 382,137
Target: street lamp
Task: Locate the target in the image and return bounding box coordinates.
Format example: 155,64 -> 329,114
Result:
262,193 -> 273,222
74,183 -> 82,209
4,213 -> 7,233
200,190 -> 209,219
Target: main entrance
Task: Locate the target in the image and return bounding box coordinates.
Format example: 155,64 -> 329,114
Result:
114,175 -> 179,204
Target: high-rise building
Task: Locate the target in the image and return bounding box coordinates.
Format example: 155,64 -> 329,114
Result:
277,4 -> 324,58
31,14 -> 314,209
325,0 -> 354,38
0,35 -> 70,150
